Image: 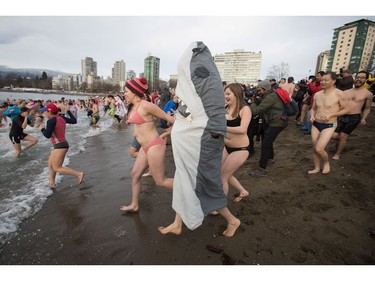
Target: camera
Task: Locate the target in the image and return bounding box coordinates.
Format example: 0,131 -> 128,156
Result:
244,88 -> 259,104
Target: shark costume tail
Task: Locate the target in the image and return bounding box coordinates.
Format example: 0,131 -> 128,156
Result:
171,41 -> 228,230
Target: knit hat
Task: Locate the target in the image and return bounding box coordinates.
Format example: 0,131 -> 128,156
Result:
125,77 -> 148,98
46,103 -> 59,114
257,80 -> 271,91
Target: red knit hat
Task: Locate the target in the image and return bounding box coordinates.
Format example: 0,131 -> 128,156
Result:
125,77 -> 148,98
46,103 -> 59,114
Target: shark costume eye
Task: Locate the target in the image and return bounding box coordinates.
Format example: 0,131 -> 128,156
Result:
194,66 -> 210,79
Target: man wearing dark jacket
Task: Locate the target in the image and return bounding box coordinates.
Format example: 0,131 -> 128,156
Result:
249,80 -> 286,177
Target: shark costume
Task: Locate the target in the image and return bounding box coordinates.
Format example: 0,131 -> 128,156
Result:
171,41 -> 227,230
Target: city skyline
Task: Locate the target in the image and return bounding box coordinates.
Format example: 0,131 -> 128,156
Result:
1,7 -> 374,83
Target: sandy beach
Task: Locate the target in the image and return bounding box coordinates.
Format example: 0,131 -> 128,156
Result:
0,113 -> 375,265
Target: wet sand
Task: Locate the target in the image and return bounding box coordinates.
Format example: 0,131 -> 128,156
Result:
1,114 -> 375,265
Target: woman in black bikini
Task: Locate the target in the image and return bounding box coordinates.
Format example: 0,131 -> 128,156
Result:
222,83 -> 252,202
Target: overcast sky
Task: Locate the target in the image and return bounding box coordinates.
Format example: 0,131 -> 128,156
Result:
1,2 -> 374,82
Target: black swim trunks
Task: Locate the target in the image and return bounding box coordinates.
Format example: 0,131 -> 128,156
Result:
335,114 -> 361,135
312,121 -> 337,132
53,140 -> 69,149
9,133 -> 28,144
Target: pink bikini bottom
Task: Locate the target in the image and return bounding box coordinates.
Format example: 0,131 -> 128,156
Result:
142,136 -> 166,154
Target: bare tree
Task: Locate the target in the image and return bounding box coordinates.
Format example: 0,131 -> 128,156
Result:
79,82 -> 88,92
266,62 -> 290,82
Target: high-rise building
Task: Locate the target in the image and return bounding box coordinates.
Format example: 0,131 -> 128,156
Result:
327,19 -> 375,73
214,49 -> 262,85
315,50 -> 331,73
52,75 -> 64,90
81,57 -> 97,83
144,55 -> 160,91
52,74 -> 82,91
112,60 -> 126,86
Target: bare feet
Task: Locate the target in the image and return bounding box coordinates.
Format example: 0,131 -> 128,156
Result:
332,155 -> 340,160
120,204 -> 139,213
77,172 -> 85,184
322,162 -> 330,174
223,218 -> 241,237
158,223 -> 182,235
308,168 -> 320,174
233,191 -> 250,203
142,170 -> 152,177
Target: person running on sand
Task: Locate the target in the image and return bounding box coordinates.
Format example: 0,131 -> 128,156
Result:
222,83 -> 251,202
39,103 -> 84,189
9,107 -> 38,157
308,71 -> 349,175
120,77 -> 174,213
158,41 -> 240,238
331,71 -> 373,160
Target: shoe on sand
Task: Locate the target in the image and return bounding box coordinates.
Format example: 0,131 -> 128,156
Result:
250,167 -> 267,177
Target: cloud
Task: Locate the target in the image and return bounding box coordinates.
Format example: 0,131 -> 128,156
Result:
0,16 -> 373,81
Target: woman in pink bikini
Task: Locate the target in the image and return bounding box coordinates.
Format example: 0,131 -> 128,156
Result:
120,77 -> 175,213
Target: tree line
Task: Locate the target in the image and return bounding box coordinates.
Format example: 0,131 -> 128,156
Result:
0,71 -> 52,89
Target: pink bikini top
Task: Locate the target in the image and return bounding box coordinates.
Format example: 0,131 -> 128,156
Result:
128,101 -> 153,125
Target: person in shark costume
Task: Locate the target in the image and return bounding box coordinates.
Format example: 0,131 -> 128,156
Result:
158,41 -> 241,237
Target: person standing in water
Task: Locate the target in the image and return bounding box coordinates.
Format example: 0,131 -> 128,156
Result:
39,103 -> 84,189
9,106 -> 38,157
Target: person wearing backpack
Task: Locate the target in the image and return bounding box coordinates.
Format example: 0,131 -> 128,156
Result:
249,80 -> 286,177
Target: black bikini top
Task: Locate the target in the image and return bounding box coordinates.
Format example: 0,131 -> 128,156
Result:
227,116 -> 241,127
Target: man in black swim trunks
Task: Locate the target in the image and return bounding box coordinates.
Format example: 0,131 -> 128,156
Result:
331,71 -> 373,160
309,72 -> 349,174
9,107 -> 38,157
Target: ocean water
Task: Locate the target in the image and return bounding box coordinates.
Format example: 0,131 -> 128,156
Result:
0,92 -> 120,245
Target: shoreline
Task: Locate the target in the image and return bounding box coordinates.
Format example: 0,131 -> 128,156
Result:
0,115 -> 374,265
0,88 -> 107,97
